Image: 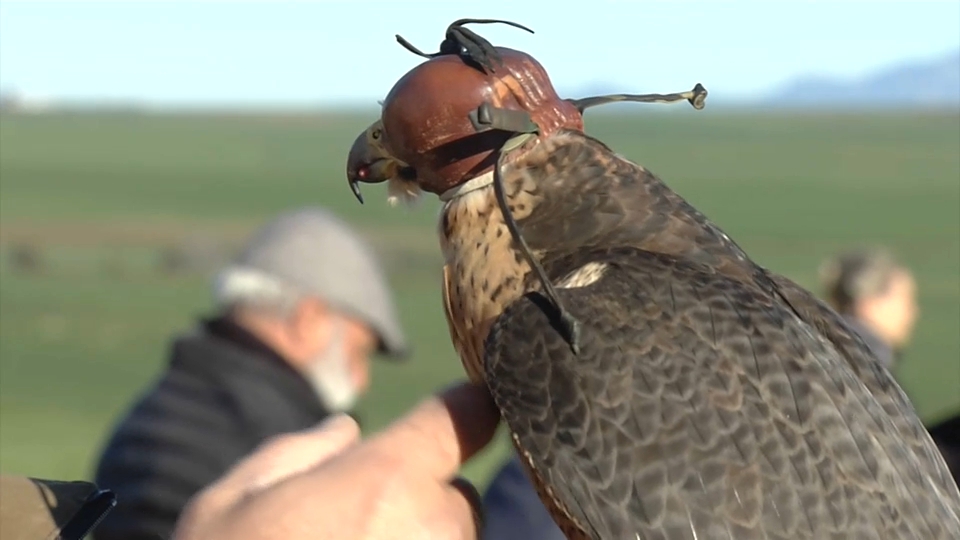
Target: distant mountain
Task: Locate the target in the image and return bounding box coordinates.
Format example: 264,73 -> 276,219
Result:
762,50 -> 960,109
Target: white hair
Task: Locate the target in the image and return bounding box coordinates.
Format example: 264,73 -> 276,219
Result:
211,265 -> 303,317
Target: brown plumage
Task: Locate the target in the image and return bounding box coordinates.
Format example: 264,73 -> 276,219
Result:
439,159 -> 558,380
345,20 -> 960,539
481,130 -> 960,539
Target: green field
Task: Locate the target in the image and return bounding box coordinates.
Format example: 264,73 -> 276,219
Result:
1,109 -> 958,492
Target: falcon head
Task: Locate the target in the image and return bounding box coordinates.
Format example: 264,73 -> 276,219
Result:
345,19 -> 584,203
345,18 -> 709,205
346,119 -> 421,207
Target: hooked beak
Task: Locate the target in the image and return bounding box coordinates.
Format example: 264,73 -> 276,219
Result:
346,122 -> 412,205
348,159 -> 398,204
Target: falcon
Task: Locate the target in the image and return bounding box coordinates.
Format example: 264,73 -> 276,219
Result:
345,19 -> 960,539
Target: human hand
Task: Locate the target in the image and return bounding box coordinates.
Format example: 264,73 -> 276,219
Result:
171,381 -> 501,540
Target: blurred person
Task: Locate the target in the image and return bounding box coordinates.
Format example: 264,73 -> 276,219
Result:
91,207 -> 408,540
170,381 -> 500,540
818,247 -> 919,370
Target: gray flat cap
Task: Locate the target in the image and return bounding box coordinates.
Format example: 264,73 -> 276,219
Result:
220,207 -> 408,359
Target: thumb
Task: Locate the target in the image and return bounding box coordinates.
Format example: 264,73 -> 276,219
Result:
367,382 -> 501,481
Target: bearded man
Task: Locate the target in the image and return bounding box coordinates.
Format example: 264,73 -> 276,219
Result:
92,206 -> 408,540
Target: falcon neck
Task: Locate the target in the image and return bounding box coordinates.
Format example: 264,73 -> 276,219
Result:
438,171 -> 495,202
437,172 -> 537,375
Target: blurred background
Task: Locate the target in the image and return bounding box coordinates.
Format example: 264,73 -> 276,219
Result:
1,0 -> 958,490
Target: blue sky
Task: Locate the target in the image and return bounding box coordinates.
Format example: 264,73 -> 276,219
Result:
1,0 -> 958,106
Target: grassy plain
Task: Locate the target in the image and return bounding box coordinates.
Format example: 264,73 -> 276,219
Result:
1,109 -> 958,489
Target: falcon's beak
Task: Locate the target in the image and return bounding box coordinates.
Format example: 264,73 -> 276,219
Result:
346,121 -> 413,205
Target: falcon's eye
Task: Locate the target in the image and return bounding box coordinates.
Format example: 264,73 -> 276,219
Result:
372,128 -> 382,140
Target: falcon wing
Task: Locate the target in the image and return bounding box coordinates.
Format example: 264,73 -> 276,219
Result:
509,132 -> 954,487
483,246 -> 960,540
508,129 -> 757,282
767,271 -> 960,499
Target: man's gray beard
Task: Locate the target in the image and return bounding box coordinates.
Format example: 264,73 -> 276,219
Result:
304,318 -> 359,413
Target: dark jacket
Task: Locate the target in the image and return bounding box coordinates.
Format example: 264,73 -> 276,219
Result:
928,411 -> 960,486
91,316 -> 333,540
481,455 -> 566,540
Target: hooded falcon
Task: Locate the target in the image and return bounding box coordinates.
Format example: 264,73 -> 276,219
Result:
345,19 -> 960,540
